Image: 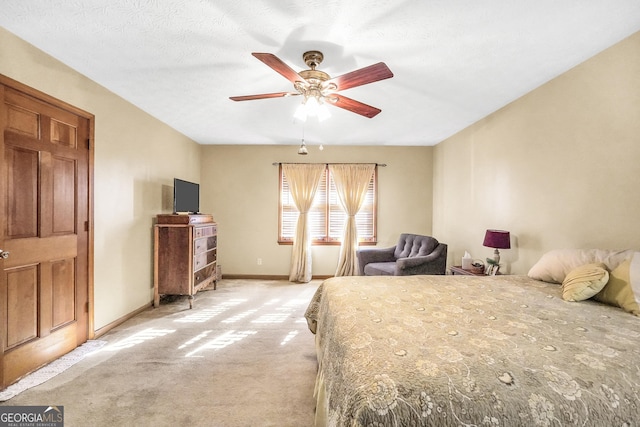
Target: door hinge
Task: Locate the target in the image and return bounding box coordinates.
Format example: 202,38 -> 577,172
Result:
84,220 -> 89,231
87,138 -> 91,150
85,301 -> 90,313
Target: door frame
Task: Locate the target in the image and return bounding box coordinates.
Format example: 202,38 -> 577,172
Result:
0,74 -> 95,380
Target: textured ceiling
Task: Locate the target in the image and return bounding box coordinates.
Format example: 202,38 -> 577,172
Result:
1,1 -> 639,147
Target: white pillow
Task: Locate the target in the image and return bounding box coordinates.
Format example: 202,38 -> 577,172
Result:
528,249 -> 633,284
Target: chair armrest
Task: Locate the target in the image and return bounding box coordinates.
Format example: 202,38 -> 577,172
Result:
396,253 -> 440,269
356,246 -> 396,275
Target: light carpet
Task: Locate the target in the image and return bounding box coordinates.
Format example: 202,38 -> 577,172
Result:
0,340 -> 106,402
0,279 -> 321,427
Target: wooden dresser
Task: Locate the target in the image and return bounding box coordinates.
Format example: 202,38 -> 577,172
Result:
153,214 -> 217,308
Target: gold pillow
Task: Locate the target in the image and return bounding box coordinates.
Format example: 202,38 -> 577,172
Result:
594,256 -> 640,315
562,263 -> 609,301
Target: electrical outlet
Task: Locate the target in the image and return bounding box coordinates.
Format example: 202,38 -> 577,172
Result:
257,258 -> 262,265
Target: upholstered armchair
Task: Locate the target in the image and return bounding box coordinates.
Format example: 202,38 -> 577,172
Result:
356,233 -> 447,276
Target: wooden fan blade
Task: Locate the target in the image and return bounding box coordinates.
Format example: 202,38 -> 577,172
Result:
327,62 -> 393,91
229,92 -> 299,101
329,94 -> 381,118
252,53 -> 303,84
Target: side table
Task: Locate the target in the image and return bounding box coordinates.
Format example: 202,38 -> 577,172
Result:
450,265 -> 485,276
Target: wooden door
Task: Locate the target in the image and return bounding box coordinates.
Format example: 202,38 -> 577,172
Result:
0,76 -> 93,388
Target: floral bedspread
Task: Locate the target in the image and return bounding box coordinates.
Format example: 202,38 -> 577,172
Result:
304,275 -> 640,426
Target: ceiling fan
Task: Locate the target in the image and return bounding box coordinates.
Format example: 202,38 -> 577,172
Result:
229,51 -> 393,119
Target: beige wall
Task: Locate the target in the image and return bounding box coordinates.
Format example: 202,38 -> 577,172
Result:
0,28 -> 202,329
433,32 -> 640,274
200,145 -> 433,276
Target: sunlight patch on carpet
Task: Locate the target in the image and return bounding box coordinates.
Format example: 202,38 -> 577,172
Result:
0,340 -> 106,402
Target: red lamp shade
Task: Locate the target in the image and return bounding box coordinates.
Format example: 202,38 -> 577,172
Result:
483,229 -> 511,249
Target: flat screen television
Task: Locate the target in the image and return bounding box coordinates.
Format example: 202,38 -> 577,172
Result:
173,178 -> 199,214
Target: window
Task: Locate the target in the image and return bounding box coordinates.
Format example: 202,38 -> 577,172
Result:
278,164 -> 377,245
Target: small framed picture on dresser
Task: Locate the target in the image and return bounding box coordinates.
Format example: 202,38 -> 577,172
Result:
486,264 -> 500,275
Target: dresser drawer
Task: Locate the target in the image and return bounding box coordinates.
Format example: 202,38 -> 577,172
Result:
194,263 -> 216,287
194,236 -> 216,255
194,249 -> 216,272
194,224 -> 216,238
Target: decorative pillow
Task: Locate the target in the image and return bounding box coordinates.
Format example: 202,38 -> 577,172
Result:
528,249 -> 633,283
561,263 -> 609,301
593,253 -> 640,316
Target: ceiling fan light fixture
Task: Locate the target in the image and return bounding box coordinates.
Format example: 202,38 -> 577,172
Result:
293,95 -> 331,122
305,96 -> 320,116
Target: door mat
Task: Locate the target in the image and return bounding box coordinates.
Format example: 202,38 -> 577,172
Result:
0,340 -> 106,401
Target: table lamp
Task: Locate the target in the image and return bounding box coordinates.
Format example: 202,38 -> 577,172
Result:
483,229 -> 511,264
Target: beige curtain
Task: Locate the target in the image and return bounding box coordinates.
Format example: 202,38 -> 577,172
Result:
330,163 -> 376,276
282,163 -> 325,283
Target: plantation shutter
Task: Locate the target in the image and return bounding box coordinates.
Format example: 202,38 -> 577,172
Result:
279,165 -> 376,243
279,173 -> 297,241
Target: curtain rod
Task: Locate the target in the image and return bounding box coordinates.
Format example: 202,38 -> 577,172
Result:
272,162 -> 386,167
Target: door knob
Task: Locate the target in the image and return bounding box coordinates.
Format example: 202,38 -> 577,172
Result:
0,249 -> 9,259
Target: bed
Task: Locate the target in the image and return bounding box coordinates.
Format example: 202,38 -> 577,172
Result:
304,274 -> 640,426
